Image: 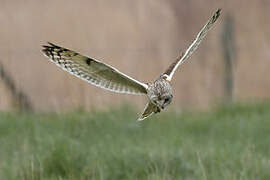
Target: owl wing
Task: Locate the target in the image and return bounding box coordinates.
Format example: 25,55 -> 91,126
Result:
138,101 -> 160,121
42,43 -> 148,95
164,9 -> 221,81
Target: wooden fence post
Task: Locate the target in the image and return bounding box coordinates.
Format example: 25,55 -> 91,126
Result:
221,15 -> 236,104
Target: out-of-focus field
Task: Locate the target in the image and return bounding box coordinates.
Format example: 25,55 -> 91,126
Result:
0,102 -> 270,179
1,0 -> 270,112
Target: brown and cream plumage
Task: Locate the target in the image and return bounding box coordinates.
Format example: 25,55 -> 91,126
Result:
42,9 -> 221,121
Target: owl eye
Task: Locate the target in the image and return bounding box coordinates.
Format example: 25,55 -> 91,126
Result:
164,98 -> 169,103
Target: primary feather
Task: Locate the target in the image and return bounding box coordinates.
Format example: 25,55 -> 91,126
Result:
165,9 -> 221,81
42,43 -> 148,95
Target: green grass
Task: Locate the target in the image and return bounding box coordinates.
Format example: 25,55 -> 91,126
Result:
1,102 -> 270,180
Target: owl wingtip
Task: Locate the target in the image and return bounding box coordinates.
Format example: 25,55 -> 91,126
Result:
137,114 -> 149,121
214,8 -> 222,19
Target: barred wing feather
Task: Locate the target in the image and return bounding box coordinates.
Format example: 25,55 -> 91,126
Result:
165,9 -> 221,81
42,43 -> 148,95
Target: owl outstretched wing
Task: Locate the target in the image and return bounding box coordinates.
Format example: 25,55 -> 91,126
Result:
42,43 -> 148,95
164,9 -> 221,81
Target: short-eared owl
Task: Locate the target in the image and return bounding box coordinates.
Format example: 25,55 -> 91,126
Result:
42,9 -> 221,121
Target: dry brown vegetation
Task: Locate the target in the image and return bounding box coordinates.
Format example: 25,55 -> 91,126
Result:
0,0 -> 270,112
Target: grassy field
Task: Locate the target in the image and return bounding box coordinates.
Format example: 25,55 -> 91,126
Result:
1,102 -> 270,180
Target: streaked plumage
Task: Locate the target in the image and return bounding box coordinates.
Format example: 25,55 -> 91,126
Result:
42,9 -> 221,121
42,43 -> 148,95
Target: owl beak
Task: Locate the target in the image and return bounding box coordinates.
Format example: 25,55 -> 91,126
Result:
157,100 -> 166,109
161,97 -> 172,109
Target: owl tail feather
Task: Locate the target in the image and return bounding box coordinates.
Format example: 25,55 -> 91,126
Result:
137,101 -> 160,121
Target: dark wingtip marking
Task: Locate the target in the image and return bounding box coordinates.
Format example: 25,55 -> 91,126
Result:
41,43 -> 56,60
41,49 -> 48,54
213,9 -> 221,21
217,8 -> 221,15
47,42 -> 58,47
86,58 -> 93,65
42,42 -> 57,52
42,45 -> 51,49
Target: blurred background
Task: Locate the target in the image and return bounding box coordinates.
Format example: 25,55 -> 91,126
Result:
2,1 -> 270,179
0,0 -> 269,113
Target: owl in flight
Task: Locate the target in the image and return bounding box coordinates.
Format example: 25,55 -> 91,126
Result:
42,9 -> 221,121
